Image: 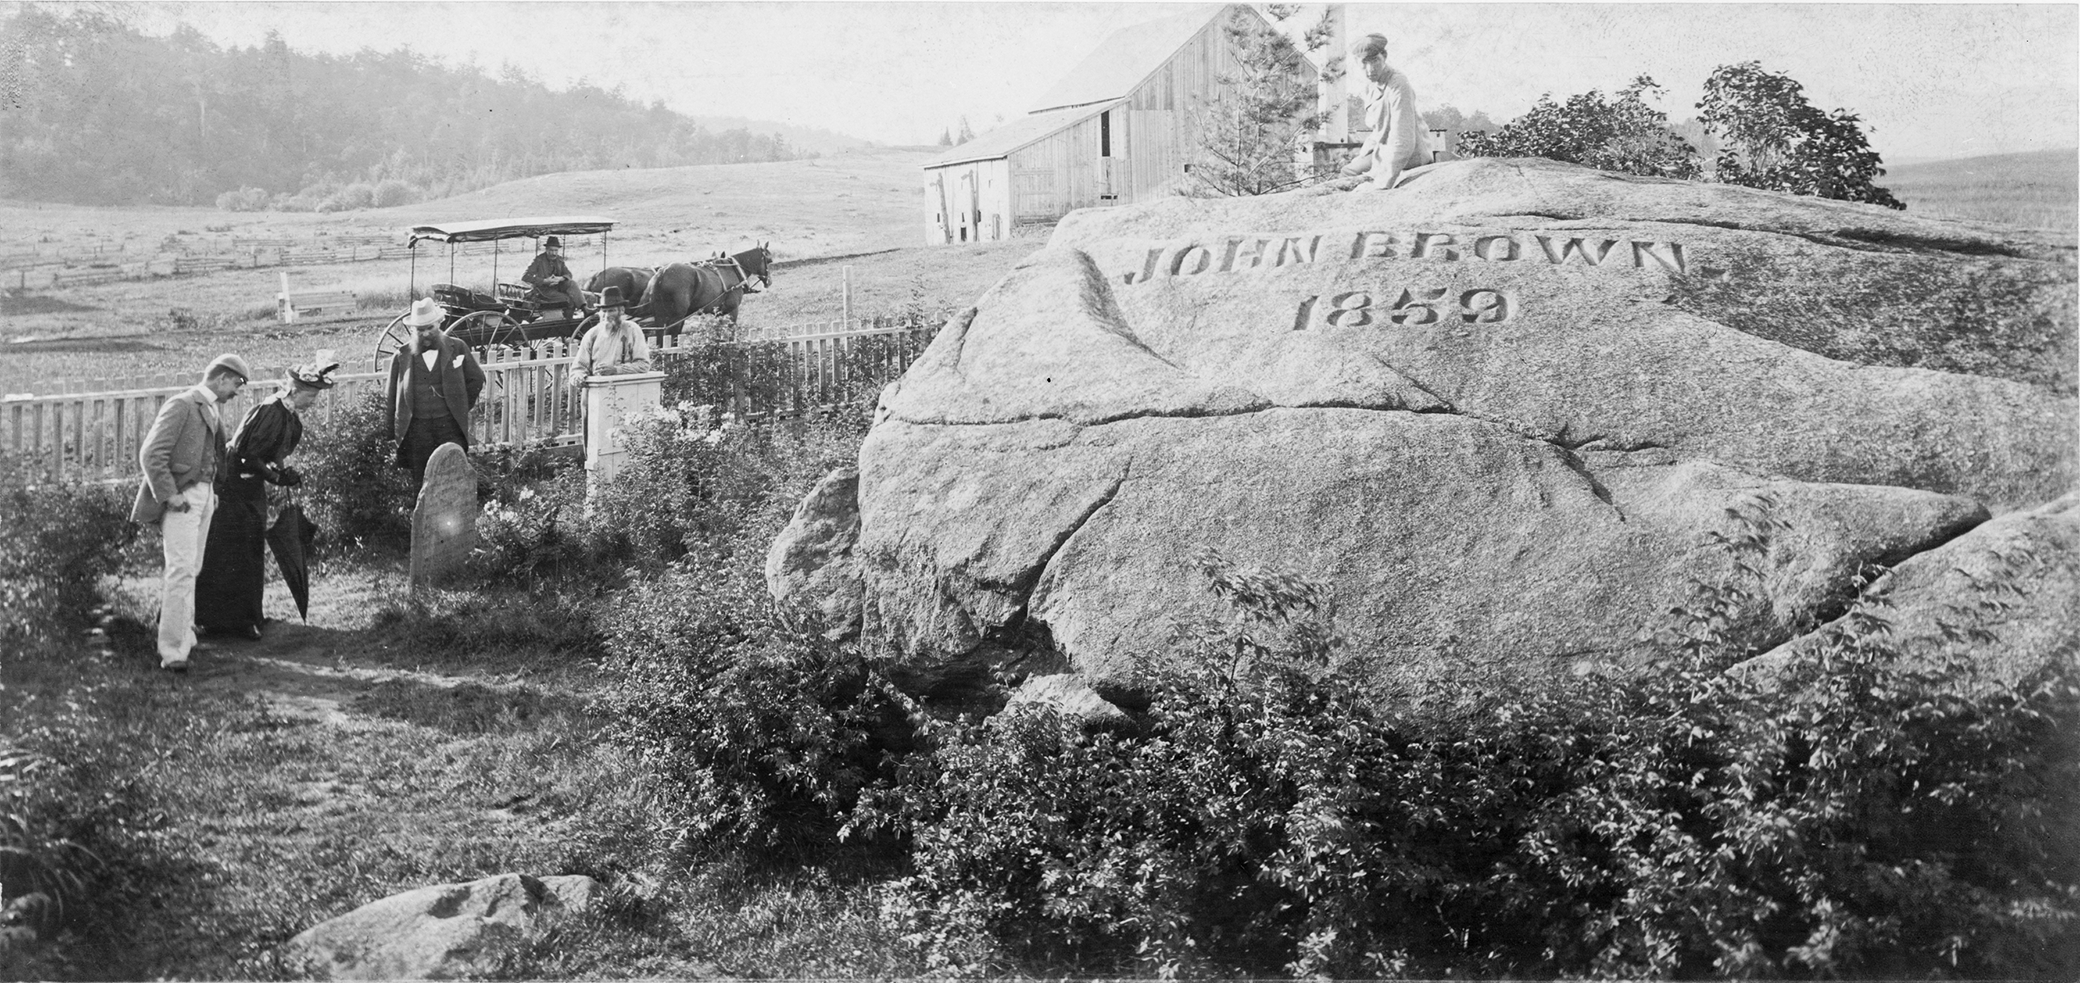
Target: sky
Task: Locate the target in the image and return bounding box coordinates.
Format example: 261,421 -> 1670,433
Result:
90,1 -> 2080,160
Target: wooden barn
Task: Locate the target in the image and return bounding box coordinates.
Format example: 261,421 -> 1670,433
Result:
923,3 -> 1298,244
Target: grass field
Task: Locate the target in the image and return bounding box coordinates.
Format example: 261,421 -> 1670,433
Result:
1884,147 -> 2078,232
0,148 -> 1037,392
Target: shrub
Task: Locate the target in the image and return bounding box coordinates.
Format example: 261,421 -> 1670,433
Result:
881,552 -> 2080,977
211,186 -> 269,212
1699,61 -> 1903,209
270,193 -> 316,213
335,182 -> 376,211
655,323 -> 935,422
585,405 -> 865,572
0,460 -> 138,654
372,178 -> 417,208
1458,76 -> 1701,180
601,566 -> 921,865
296,387 -> 417,556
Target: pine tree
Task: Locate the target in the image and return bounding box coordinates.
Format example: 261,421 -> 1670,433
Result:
1184,5 -> 1330,197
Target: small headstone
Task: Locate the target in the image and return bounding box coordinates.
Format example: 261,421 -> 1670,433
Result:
409,442 -> 478,589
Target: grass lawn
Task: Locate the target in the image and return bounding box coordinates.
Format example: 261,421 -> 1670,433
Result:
1,556 -> 921,980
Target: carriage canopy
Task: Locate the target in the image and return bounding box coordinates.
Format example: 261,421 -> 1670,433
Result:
407,216 -> 616,247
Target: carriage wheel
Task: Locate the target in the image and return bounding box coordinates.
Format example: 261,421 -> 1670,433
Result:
447,311 -> 518,389
371,312 -> 412,370
449,310 -> 519,350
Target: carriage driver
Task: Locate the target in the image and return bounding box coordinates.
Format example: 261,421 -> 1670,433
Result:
522,235 -> 587,318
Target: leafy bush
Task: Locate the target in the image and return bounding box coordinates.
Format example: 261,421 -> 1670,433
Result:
655,319 -> 938,421
601,566 -> 920,865
1458,76 -> 1701,180
372,178 -> 417,208
0,461 -> 138,653
585,405 -> 865,572
880,552 -> 2080,977
211,186 -> 269,212
1699,61 -> 1903,209
335,182 -> 376,211
296,387 -> 417,556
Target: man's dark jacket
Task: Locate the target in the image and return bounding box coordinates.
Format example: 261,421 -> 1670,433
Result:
385,330 -> 487,447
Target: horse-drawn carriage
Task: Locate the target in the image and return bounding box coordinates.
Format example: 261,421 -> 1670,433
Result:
372,215 -> 775,365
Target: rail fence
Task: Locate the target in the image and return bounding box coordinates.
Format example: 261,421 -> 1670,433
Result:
2,317 -> 938,484
1,233 -> 606,291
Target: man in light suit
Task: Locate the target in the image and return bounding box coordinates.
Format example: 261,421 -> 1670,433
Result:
132,353 -> 248,672
386,297 -> 486,490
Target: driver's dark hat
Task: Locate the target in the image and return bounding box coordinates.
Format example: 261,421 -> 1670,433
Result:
544,236 -> 562,248
600,285 -> 626,308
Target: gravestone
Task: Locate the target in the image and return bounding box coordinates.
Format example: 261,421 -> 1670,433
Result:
409,442 -> 478,588
583,370 -> 665,495
772,157 -> 2077,698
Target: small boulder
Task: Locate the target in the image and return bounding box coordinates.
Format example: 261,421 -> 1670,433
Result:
766,466 -> 865,638
283,873 -> 597,981
1004,673 -> 1133,728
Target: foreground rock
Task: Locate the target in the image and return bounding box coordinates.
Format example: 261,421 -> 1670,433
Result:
774,158 -> 2076,695
1745,492 -> 2080,691
283,873 -> 597,980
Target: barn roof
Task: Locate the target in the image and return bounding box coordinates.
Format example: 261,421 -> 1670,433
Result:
923,3 -> 1255,168
924,102 -> 1117,169
1029,3 -> 1231,113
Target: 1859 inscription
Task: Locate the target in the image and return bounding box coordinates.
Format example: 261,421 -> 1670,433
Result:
1118,230 -> 1688,284
1293,287 -> 1515,331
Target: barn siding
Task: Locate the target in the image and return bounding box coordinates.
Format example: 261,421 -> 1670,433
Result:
923,160 -> 1015,244
924,5 -> 1297,241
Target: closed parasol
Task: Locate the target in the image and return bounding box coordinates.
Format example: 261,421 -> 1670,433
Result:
266,502 -> 319,622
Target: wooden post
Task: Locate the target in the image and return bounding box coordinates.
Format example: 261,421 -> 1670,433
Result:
842,265 -> 852,328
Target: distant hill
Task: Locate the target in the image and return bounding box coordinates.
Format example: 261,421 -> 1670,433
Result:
685,116 -> 878,155
1883,148 -> 2077,232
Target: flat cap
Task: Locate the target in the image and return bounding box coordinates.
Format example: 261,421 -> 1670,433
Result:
204,353 -> 251,381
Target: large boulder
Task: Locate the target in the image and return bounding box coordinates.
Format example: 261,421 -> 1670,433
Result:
282,873 -> 598,980
776,158 -> 2076,694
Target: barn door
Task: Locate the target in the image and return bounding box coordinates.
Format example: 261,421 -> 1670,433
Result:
958,171 -> 979,242
929,173 -> 950,244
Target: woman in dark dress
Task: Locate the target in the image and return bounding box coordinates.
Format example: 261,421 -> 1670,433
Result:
195,353 -> 337,639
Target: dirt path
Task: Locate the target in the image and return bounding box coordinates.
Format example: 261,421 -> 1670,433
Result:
112,562 -> 532,723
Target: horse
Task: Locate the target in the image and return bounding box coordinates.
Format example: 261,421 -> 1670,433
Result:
584,266 -> 657,315
639,242 -> 773,341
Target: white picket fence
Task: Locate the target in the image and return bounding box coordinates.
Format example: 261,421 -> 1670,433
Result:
2,318 -> 936,484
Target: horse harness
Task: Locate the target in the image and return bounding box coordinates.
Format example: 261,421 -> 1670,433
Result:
703,252 -> 768,295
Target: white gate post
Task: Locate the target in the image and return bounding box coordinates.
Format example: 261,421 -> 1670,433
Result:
582,370 -> 665,499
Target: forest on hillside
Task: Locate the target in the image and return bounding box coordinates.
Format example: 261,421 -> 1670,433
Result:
0,7 -> 813,208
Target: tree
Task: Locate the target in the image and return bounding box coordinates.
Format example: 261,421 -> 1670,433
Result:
955,116 -> 973,145
1697,61 -> 1902,209
1185,4 -> 1331,197
1457,76 -> 1701,180
936,127 -> 952,148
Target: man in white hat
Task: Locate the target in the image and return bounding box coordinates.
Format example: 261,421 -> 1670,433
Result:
132,352 -> 248,671
384,297 -> 486,489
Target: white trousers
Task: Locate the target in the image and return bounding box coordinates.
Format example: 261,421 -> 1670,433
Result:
156,482 -> 218,665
